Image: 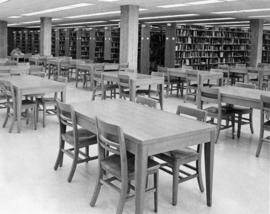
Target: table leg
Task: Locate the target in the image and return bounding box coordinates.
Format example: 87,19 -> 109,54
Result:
135,144 -> 148,214
75,69 -> 79,88
16,88 -> 22,133
204,130 -> 215,206
61,87 -> 66,103
101,75 -> 105,100
159,83 -> 164,110
130,79 -> 136,102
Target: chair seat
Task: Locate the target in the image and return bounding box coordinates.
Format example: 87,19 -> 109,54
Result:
204,106 -> 234,115
229,106 -> 251,114
101,154 -> 160,180
169,148 -> 199,160
62,129 -> 97,147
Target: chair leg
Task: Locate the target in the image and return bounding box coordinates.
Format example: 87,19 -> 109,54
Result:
256,127 -> 264,157
237,113 -> 242,138
92,86 -> 96,101
90,168 -> 103,207
116,180 -> 128,214
33,106 -> 37,130
8,115 -> 16,133
231,115 -> 235,139
196,159 -> 204,193
249,110 -> 254,134
172,161 -> 180,206
67,148 -> 79,182
85,146 -> 89,163
2,107 -> 10,128
54,139 -> 65,170
154,172 -> 159,213
43,104 -> 46,128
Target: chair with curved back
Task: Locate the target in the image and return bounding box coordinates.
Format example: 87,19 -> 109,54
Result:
136,96 -> 157,108
54,100 -> 98,182
90,117 -> 159,214
154,105 -> 206,206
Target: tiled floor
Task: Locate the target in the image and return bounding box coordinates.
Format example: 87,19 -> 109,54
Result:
0,82 -> 269,214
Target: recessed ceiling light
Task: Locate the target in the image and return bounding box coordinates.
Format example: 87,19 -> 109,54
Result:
213,8 -> 270,14
8,16 -> 22,19
158,0 -> 237,8
147,17 -> 235,24
56,21 -> 107,26
0,0 -> 9,4
249,15 -> 270,18
22,3 -> 93,16
139,14 -> 199,20
66,8 -> 146,19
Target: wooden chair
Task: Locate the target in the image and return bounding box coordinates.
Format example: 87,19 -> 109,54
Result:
256,95 -> 270,157
90,117 -> 159,214
157,66 -> 182,96
197,87 -> 235,142
54,100 -> 98,182
29,65 -> 46,78
210,68 -> 229,85
119,63 -> 128,71
92,64 -> 118,100
154,106 -> 206,206
118,73 -> 130,99
136,96 -> 157,108
1,80 -> 37,133
36,76 -> 67,127
229,82 -> 255,138
184,69 -> 198,103
229,67 -> 248,85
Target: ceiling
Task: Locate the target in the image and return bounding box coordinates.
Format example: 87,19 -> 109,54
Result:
1,0 -> 270,29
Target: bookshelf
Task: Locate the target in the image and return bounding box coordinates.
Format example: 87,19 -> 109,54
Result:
69,28 -> 77,58
172,25 -> 250,70
111,27 -> 120,62
262,30 -> 270,63
81,29 -> 90,59
95,29 -> 105,62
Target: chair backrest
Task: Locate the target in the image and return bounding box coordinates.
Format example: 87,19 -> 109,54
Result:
93,64 -> 104,81
235,63 -> 246,68
198,87 -> 220,105
261,95 -> 270,113
157,66 -> 167,74
29,65 -> 44,73
136,96 -> 157,108
104,63 -> 119,71
56,100 -> 78,146
95,117 -> 128,181
118,73 -> 130,88
151,71 -> 164,78
119,63 -> 128,71
10,66 -> 29,76
235,82 -> 256,89
186,69 -> 198,81
176,105 -> 206,122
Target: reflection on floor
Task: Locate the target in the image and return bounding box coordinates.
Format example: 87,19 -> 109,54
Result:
0,82 -> 269,214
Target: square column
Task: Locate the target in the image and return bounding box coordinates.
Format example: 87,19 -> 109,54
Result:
165,23 -> 176,68
140,24 -> 150,74
250,19 -> 264,67
40,17 -> 52,56
0,20 -> 8,58
120,5 -> 139,71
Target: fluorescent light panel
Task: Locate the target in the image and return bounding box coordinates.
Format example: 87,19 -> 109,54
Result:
213,8 -> 270,14
158,0 -> 237,8
249,15 -> 270,18
147,17 -> 235,24
0,0 -> 8,4
66,8 -> 146,19
8,16 -> 22,19
188,21 -> 249,25
139,14 -> 199,20
22,3 -> 93,16
57,21 -> 106,26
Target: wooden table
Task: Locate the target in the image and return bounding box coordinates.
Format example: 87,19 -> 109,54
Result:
2,75 -> 66,133
101,72 -> 164,109
217,86 -> 270,109
73,100 -> 216,214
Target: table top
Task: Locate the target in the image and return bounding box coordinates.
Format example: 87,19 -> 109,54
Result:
1,75 -> 65,90
219,86 -> 270,102
102,71 -> 163,80
73,99 -> 215,144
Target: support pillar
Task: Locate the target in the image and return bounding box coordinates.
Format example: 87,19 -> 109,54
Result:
165,23 -> 176,68
40,17 -> 52,56
0,20 -> 8,58
250,19 -> 264,67
120,5 -> 139,72
140,24 -> 150,74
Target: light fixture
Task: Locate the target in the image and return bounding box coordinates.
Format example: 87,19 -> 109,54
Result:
213,8 -> 270,14
249,15 -> 270,18
139,14 -> 199,20
158,0 -> 237,8
56,21 -> 107,26
8,20 -> 40,26
189,21 -> 249,25
147,17 -> 235,24
22,3 -> 93,16
98,0 -> 120,1
66,8 -> 146,19
8,16 -> 22,19
0,0 -> 9,4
